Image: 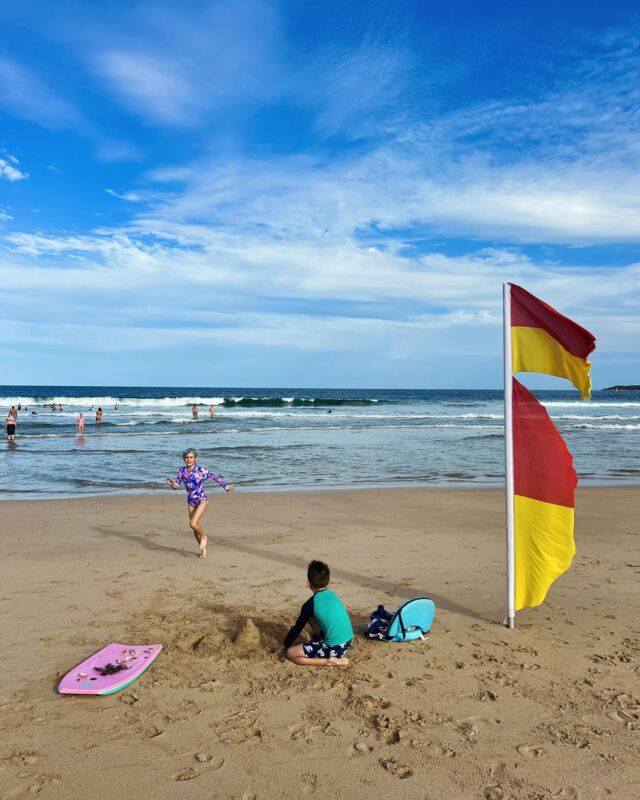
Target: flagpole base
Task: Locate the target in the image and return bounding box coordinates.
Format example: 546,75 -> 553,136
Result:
504,616 -> 515,629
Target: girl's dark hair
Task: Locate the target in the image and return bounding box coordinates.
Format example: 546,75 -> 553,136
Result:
307,560 -> 330,589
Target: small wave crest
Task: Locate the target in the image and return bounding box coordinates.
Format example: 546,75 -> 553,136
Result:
221,396 -> 379,408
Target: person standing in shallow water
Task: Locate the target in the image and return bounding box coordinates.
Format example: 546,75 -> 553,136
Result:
95,407 -> 103,424
77,413 -> 85,433
192,404 -> 199,420
5,413 -> 17,441
166,449 -> 233,559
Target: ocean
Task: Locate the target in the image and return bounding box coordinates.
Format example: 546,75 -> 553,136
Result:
1,386 -> 638,500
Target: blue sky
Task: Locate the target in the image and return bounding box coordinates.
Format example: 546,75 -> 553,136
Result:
0,0 -> 638,389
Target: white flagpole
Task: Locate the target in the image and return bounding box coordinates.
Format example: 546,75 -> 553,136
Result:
503,283 -> 516,629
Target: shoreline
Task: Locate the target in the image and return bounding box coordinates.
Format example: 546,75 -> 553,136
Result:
2,475 -> 640,504
1,485 -> 638,798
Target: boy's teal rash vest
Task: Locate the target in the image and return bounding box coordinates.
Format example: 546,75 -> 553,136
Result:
283,588 -> 353,648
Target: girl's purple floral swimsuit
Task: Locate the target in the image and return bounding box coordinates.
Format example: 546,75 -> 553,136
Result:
174,466 -> 229,507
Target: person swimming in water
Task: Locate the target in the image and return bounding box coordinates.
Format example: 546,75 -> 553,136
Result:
166,448 -> 233,559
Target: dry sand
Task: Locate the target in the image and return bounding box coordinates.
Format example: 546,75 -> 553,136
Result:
0,487 -> 638,800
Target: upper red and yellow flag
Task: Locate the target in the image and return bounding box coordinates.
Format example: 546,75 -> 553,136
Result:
513,378 -> 577,610
510,284 -> 596,399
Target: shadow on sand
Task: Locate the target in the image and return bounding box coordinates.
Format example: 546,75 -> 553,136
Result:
212,533 -> 494,624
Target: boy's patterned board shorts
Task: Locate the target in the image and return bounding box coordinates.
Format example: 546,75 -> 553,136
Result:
302,639 -> 352,659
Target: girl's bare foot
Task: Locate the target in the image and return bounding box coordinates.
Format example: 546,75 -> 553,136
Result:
327,656 -> 349,667
199,536 -> 207,559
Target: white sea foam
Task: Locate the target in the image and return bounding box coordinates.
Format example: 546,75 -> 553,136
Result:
572,423 -> 640,430
543,401 -> 640,408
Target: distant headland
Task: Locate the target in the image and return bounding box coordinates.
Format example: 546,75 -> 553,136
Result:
602,385 -> 640,391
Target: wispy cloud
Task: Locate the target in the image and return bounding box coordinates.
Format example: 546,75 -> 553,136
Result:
0,57 -> 81,130
0,154 -> 28,181
87,0 -> 284,127
93,51 -> 200,127
105,188 -> 144,202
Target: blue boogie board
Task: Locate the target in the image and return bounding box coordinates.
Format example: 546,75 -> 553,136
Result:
385,597 -> 435,642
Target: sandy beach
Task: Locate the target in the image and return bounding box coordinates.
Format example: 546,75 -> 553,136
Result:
0,487 -> 638,800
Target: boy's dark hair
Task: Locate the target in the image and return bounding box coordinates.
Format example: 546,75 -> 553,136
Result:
307,560 -> 330,589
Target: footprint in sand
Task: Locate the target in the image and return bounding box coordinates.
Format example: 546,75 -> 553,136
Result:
427,743 -> 456,757
606,709 -> 639,728
1,775 -> 61,800
379,757 -> 412,779
2,784 -> 40,800
2,750 -> 40,768
558,788 -> 580,799
301,772 -> 318,795
475,690 -> 498,702
289,723 -> 306,741
516,744 -> 543,757
489,762 -> 506,780
171,767 -> 199,781
483,787 -> 504,800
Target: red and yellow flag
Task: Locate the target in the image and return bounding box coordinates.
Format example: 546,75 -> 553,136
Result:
512,378 -> 578,610
511,284 -> 596,399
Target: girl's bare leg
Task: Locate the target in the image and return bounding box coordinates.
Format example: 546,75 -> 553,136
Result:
188,501 -> 208,558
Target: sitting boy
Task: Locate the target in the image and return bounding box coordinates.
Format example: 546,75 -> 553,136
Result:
283,560 -> 353,667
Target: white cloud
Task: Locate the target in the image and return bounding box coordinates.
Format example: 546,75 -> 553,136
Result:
0,155 -> 28,181
135,143 -> 640,248
105,188 -> 144,202
2,226 -> 637,353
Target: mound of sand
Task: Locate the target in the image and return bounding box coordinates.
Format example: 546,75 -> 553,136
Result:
233,617 -> 261,650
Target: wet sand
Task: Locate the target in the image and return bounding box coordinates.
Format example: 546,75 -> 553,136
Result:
0,487 -> 638,799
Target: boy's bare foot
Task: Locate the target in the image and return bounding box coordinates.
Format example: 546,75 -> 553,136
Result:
199,536 -> 207,559
327,656 -> 349,667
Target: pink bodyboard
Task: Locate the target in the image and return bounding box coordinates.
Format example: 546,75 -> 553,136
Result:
58,643 -> 162,695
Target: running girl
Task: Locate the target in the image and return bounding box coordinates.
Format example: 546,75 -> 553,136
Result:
166,449 -> 233,559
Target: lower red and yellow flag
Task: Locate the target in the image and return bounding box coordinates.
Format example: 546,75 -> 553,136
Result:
513,378 -> 578,610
